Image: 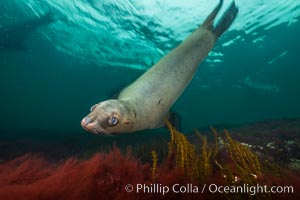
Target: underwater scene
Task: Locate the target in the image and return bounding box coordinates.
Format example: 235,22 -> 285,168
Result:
0,0 -> 300,199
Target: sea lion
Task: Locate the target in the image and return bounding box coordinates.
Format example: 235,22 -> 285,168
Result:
0,12 -> 54,51
81,0 -> 238,135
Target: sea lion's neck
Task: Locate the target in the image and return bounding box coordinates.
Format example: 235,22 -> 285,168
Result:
120,98 -> 165,131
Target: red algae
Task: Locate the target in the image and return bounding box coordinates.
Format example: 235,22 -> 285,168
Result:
1,122 -> 300,200
1,148 -> 299,200
0,148 -> 151,200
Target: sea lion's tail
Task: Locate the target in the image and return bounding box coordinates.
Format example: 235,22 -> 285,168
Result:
203,0 -> 238,37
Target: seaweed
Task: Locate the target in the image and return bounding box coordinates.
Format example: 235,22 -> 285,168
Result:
151,150 -> 158,183
0,123 -> 299,199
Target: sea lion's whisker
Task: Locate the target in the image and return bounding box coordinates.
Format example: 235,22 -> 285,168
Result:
92,127 -> 98,134
95,127 -> 113,137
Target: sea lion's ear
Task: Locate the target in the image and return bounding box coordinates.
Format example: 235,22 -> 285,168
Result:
123,118 -> 131,124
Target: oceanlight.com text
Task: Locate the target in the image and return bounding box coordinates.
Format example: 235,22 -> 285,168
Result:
124,183 -> 294,196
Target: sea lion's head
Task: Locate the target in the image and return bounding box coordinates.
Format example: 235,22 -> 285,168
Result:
81,100 -> 133,136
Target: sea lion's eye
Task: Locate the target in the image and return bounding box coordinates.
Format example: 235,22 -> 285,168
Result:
108,116 -> 118,126
90,105 -> 97,112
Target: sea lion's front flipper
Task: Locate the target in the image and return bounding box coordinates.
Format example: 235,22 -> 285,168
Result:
167,111 -> 182,132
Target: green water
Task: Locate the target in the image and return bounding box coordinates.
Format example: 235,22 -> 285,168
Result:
0,0 -> 300,137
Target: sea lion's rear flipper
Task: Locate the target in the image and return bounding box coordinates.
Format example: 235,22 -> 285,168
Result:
202,0 -> 223,29
213,1 -> 238,37
202,0 -> 238,37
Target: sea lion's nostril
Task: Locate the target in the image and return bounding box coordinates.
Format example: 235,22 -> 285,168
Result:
81,117 -> 94,127
85,117 -> 92,124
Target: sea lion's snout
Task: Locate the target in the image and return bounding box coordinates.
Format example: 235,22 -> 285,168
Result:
81,116 -> 108,135
81,116 -> 93,127
81,116 -> 97,133
81,114 -> 113,136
